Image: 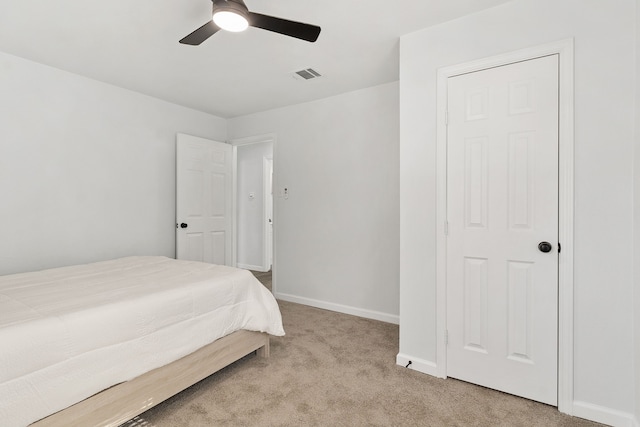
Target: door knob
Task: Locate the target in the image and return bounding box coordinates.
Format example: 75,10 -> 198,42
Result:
538,241 -> 552,253
180,223 -> 188,229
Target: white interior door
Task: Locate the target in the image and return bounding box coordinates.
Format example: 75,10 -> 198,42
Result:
446,55 -> 559,405
176,133 -> 233,265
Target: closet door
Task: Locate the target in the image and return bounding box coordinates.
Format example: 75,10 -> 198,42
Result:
446,55 -> 559,405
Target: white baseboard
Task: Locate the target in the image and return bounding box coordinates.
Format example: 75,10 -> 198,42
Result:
395,353 -> 442,377
274,292 -> 399,324
236,263 -> 267,272
573,401 -> 637,427
391,358 -> 639,427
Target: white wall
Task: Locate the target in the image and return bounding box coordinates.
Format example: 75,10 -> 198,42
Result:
236,141 -> 273,270
399,0 -> 636,424
0,51 -> 227,276
635,2 -> 640,423
228,82 -> 400,323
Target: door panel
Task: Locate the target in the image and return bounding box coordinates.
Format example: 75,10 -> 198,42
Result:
446,55 -> 559,405
176,134 -> 232,265
463,256 -> 488,353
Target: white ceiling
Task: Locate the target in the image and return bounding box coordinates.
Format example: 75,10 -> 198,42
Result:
0,0 -> 511,118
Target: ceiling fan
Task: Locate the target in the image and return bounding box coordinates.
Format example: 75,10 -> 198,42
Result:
180,0 -> 321,45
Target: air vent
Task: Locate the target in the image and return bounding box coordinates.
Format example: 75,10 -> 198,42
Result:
292,68 -> 322,81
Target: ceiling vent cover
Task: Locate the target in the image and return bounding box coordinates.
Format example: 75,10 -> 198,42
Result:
293,68 -> 322,81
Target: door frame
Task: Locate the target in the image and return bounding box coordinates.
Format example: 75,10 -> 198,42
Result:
229,133 -> 277,286
435,39 -> 574,415
263,156 -> 273,270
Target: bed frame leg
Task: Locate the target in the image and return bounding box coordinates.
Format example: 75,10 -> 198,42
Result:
256,338 -> 270,358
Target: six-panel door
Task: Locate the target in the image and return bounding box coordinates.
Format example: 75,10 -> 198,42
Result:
176,133 -> 232,265
446,55 -> 559,405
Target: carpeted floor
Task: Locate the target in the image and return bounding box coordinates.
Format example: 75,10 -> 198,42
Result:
249,270 -> 272,292
121,272 -> 601,427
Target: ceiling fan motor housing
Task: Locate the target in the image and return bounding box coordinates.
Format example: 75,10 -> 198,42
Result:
212,0 -> 249,19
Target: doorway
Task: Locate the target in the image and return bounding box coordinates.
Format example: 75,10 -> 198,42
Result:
263,157 -> 273,270
231,134 -> 275,275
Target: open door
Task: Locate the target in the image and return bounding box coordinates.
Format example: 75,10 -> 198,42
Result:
176,133 -> 233,265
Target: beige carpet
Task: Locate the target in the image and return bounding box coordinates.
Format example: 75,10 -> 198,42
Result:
121,292 -> 601,427
249,270 -> 272,292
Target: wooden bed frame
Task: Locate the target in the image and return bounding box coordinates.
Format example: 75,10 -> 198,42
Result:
31,330 -> 270,427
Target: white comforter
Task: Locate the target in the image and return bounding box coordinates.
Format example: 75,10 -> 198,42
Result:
0,256 -> 284,427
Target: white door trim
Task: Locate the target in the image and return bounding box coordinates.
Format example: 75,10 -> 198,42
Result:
231,146 -> 238,268
435,39 -> 574,415
263,156 -> 273,271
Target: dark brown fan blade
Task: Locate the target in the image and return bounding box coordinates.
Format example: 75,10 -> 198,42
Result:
248,12 -> 320,42
179,21 -> 221,45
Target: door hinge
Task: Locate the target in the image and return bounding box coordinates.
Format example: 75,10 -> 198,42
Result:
445,329 -> 449,345
444,220 -> 449,236
558,242 -> 561,253
445,110 -> 449,126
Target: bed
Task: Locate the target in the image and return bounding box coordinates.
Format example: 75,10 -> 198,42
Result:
0,256 -> 285,427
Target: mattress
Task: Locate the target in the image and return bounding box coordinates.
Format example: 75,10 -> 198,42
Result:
0,256 -> 285,427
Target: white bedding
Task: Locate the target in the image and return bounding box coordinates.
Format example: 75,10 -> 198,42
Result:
0,256 -> 284,427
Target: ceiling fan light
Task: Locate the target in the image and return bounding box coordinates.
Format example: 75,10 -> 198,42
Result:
213,10 -> 249,32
